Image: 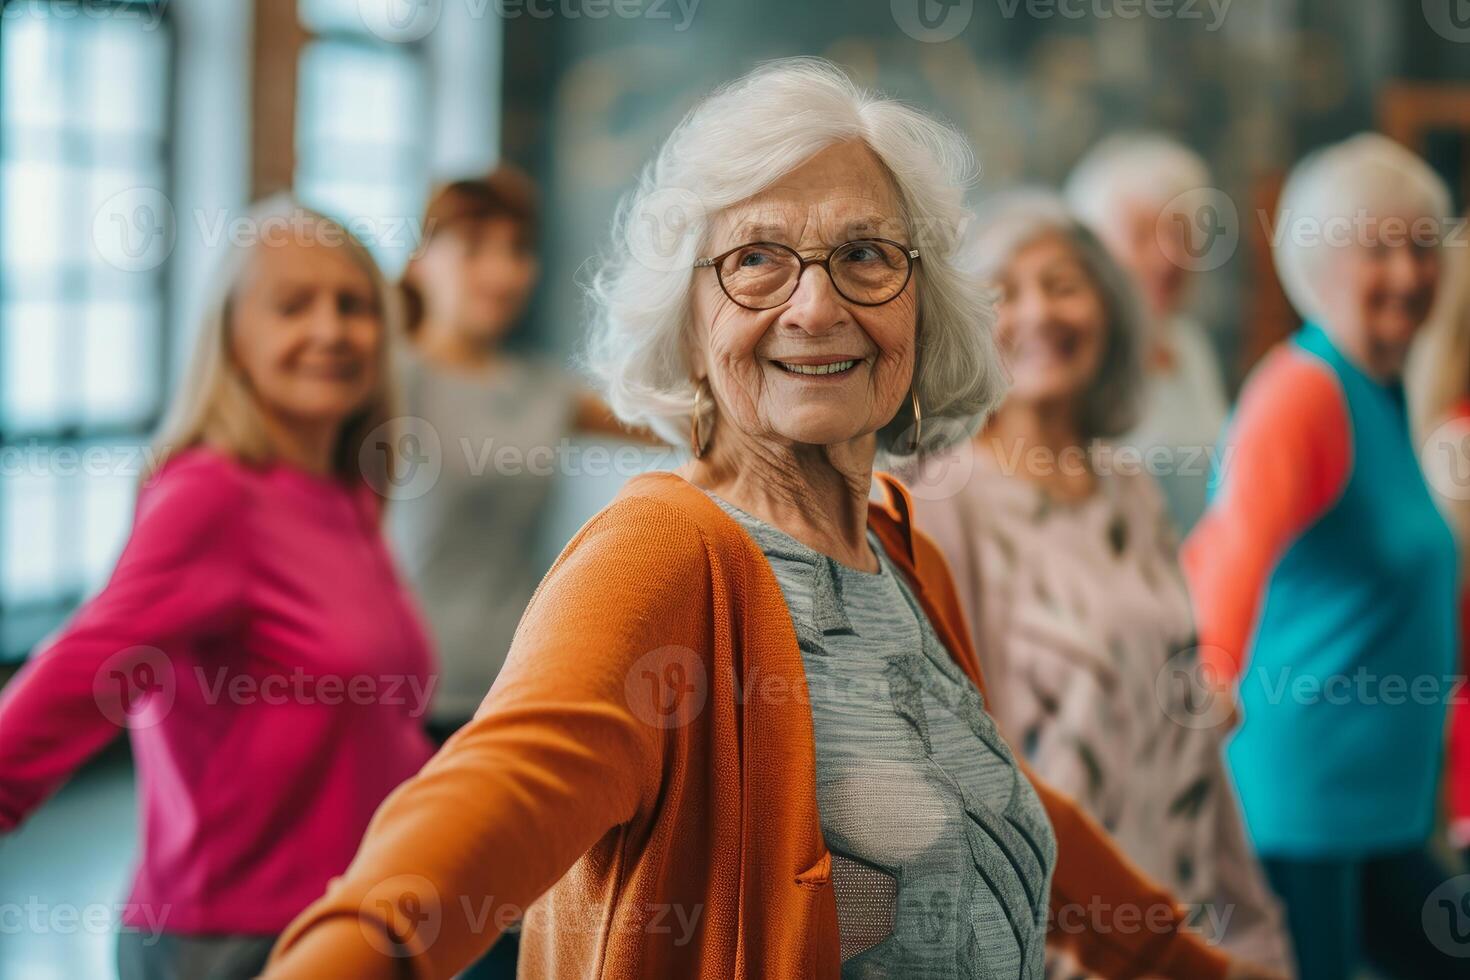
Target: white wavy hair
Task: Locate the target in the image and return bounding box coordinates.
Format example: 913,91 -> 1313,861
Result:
584,57 -> 1007,456
1272,132 -> 1452,322
1064,131 -> 1211,232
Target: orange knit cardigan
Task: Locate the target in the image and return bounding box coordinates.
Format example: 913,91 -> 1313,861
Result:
264,471 -> 1230,979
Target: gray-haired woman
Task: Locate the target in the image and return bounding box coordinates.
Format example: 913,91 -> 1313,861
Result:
910,192 -> 1292,976
263,60 -> 1283,980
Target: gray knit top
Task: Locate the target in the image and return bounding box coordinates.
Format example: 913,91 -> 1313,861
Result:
710,495 -> 1057,979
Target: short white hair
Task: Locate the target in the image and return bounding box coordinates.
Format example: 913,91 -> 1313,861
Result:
1065,132 -> 1211,232
1272,132 -> 1452,321
584,57 -> 1006,456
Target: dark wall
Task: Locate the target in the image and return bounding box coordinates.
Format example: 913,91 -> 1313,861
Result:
501,0 -> 1470,379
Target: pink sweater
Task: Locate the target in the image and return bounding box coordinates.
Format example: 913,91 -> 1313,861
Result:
0,448 -> 436,935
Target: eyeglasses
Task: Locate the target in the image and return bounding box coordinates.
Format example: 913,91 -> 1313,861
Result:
693,238 -> 919,310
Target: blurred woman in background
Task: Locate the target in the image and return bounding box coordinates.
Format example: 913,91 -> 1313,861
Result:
393,167 -> 643,738
1408,207 -> 1470,867
0,197 -> 436,980
911,192 -> 1291,975
1185,134 -> 1467,979
1066,133 -> 1229,533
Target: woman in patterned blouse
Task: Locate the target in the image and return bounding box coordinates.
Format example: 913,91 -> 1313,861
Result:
911,191 -> 1292,976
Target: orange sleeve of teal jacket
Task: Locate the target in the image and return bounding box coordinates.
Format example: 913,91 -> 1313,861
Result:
1182,346 -> 1353,686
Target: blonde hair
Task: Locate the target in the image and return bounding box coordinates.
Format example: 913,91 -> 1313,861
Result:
1407,218 -> 1470,570
1410,218 -> 1470,438
149,194 -> 400,491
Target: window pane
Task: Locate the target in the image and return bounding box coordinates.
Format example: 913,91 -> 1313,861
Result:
1,302 -> 70,432
298,42 -> 421,148
84,19 -> 169,137
295,38 -> 428,277
1,161 -> 73,273
0,0 -> 173,660
80,302 -> 158,428
300,0 -> 367,33
0,10 -> 66,130
302,0 -> 435,44
81,456 -> 136,593
87,170 -> 175,278
1,469 -> 64,604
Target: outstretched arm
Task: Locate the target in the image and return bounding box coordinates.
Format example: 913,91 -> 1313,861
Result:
263,496 -> 708,978
0,457 -> 249,831
1182,348 -> 1351,686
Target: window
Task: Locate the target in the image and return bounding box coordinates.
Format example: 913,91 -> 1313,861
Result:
296,0 -> 430,277
0,0 -> 174,661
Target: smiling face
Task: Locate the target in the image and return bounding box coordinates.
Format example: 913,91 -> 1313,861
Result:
410,216 -> 539,346
229,234 -> 383,430
689,141 -> 918,453
992,231 -> 1109,412
1097,196 -> 1190,318
1317,210 -> 1440,378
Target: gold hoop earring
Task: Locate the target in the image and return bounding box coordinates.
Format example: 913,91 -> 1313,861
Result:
691,381 -> 710,459
909,388 -> 923,454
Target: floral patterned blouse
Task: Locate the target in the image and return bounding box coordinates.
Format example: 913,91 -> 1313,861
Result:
909,449 -> 1291,974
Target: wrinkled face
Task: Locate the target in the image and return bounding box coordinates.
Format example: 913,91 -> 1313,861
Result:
689,141 -> 918,452
229,234 -> 382,428
411,217 -> 539,345
1317,209 -> 1440,376
992,231 -> 1109,409
1097,196 -> 1190,318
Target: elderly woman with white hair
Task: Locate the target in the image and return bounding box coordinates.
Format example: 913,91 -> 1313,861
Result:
262,61 -> 1282,980
1066,133 -> 1229,533
1184,134 -> 1469,978
910,192 -> 1293,976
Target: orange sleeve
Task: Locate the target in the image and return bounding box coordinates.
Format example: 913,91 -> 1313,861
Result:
909,528 -> 1230,979
263,496 -> 710,979
1182,348 -> 1352,685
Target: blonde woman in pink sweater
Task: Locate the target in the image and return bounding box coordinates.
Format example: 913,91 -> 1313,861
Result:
0,197 -> 436,979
